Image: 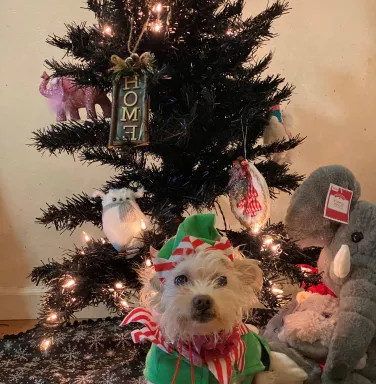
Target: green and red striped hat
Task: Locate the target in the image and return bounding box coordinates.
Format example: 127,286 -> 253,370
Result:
150,214 -> 233,283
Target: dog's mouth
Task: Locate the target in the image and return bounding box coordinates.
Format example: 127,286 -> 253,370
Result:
192,310 -> 216,323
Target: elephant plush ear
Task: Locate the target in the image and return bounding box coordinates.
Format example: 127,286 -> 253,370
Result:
285,165 -> 361,247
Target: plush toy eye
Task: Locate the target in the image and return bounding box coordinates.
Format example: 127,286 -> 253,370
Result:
126,197 -> 130,200
174,275 -> 188,286
351,232 -> 364,243
112,197 -> 117,202
321,312 -> 331,319
215,276 -> 227,287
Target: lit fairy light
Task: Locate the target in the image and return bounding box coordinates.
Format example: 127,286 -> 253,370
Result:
62,279 -> 76,289
115,282 -> 124,289
271,286 -> 284,295
263,237 -> 273,246
153,3 -> 162,12
101,238 -> 106,244
271,244 -> 280,253
108,288 -> 115,292
141,219 -> 146,230
226,29 -> 233,35
80,250 -> 85,255
145,259 -> 152,267
103,25 -> 112,35
252,224 -> 261,234
40,338 -> 51,351
47,313 -> 58,322
120,300 -> 129,308
153,22 -> 162,32
71,298 -> 77,302
82,231 -> 90,242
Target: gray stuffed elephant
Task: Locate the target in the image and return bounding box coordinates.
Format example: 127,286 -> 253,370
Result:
285,165 -> 376,384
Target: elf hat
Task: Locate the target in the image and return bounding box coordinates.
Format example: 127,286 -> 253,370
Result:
150,214 -> 233,283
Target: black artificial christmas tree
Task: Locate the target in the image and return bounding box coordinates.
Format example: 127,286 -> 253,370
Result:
31,0 -> 320,339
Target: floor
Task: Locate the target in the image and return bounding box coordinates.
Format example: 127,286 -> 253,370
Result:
0,319 -> 37,338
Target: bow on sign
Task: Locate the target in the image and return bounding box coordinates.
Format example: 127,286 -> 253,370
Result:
236,160 -> 262,217
150,235 -> 234,283
110,52 -> 154,73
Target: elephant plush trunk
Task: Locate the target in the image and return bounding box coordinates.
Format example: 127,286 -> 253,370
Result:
324,275 -> 376,381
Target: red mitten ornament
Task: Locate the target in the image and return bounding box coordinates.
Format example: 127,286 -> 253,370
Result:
228,158 -> 271,232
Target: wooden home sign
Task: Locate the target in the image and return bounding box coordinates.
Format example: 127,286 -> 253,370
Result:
108,74 -> 150,147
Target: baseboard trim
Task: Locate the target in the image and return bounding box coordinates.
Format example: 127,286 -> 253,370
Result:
0,286 -> 44,320
0,286 -> 112,320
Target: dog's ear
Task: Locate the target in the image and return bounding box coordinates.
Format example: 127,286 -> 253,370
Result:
233,258 -> 263,292
138,266 -> 163,306
150,274 -> 163,293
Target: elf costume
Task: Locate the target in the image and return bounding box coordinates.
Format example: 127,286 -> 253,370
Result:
121,214 -> 271,384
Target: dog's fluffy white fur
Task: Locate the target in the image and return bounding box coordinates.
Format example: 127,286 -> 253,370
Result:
140,248 -> 262,342
139,248 -> 307,384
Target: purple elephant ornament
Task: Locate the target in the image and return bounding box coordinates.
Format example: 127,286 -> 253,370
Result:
39,72 -> 112,122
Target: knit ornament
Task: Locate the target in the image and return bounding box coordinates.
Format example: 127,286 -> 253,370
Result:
228,158 -> 270,232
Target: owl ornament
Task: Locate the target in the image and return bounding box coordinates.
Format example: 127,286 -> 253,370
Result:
228,158 -> 271,232
263,105 -> 294,165
93,188 -> 149,256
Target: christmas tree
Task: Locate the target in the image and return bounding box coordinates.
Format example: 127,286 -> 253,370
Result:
31,0 -> 319,339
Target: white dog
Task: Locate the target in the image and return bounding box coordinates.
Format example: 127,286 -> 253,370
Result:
126,246 -> 307,384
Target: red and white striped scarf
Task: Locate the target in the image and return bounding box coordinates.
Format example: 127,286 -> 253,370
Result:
121,307 -> 250,384
150,235 -> 234,284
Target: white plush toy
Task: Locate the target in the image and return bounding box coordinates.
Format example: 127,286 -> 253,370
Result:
263,105 -> 294,165
93,188 -> 149,256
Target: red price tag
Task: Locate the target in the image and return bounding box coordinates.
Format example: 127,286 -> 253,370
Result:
324,183 -> 353,224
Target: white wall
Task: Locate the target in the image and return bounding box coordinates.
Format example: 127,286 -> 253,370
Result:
0,0 -> 375,319
0,1 -> 110,319
244,0 -> 376,221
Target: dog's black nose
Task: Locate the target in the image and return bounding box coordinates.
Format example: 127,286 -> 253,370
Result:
192,295 -> 213,311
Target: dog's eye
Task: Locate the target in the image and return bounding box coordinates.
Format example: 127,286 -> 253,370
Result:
351,232 -> 364,243
174,275 -> 188,286
321,312 -> 331,318
112,197 -> 117,202
126,197 -> 130,200
215,276 -> 227,287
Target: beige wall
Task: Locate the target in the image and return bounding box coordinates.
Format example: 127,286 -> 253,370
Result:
0,0 -> 375,319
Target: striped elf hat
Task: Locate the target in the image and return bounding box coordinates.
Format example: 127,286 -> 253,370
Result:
151,214 -> 233,283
